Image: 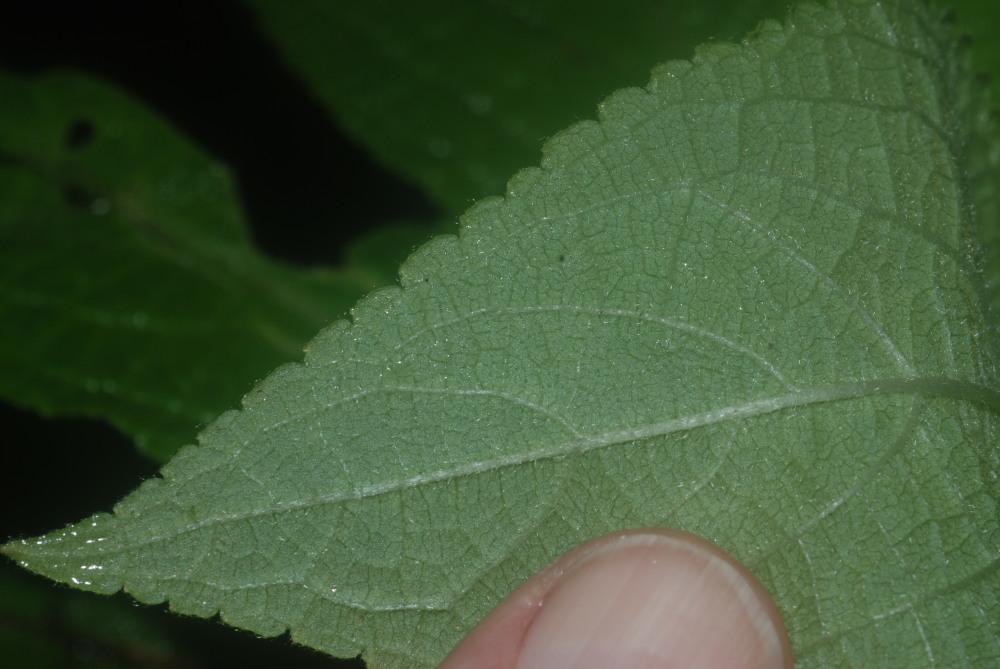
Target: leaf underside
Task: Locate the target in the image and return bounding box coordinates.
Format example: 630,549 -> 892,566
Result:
5,1 -> 1000,667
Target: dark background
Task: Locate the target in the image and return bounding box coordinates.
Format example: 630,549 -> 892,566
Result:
0,1 -> 449,666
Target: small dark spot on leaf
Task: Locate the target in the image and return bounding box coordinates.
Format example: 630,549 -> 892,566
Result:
65,119 -> 95,150
558,254 -> 565,262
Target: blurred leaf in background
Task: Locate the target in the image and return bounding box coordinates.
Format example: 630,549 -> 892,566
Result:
0,69 -> 375,462
245,0 -> 793,212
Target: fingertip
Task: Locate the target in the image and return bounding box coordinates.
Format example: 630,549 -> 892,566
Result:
438,529 -> 792,669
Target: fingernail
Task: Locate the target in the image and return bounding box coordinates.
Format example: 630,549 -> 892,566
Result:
516,531 -> 789,669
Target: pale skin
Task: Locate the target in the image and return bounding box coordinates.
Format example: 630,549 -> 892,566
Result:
438,528 -> 793,669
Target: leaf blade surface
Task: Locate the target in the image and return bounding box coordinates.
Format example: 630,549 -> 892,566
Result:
5,1 -> 1000,667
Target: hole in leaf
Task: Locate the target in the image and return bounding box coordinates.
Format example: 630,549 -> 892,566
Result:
65,119 -> 95,150
62,182 -> 93,209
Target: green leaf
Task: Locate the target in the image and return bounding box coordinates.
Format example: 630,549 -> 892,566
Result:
948,0 -> 1000,329
951,0 -> 1000,100
0,559 -> 356,669
5,1 -> 1000,667
245,0 -> 792,211
0,70 -> 374,461
0,563 -> 177,669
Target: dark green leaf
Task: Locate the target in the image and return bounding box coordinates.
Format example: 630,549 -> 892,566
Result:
246,0 -> 792,211
0,71 -> 372,461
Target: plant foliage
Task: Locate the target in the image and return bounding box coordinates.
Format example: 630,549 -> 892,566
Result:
3,0 -> 999,667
